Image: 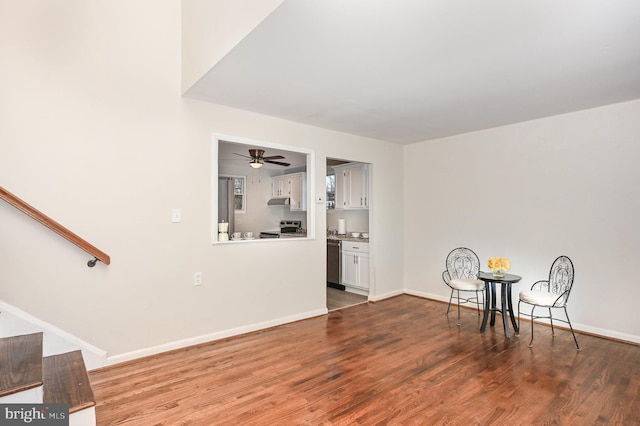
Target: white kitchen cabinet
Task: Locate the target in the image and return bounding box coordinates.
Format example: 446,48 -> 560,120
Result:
271,176 -> 287,198
271,172 -> 306,211
288,173 -> 306,211
333,163 -> 369,210
334,169 -> 345,209
341,241 -> 369,291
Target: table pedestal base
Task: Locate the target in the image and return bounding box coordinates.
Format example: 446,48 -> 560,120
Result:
478,273 -> 521,338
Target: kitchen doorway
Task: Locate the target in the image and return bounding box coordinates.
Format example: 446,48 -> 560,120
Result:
326,157 -> 372,311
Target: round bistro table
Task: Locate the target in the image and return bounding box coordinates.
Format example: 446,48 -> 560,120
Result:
478,272 -> 522,338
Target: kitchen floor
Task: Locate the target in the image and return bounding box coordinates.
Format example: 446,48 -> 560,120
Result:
326,287 -> 368,311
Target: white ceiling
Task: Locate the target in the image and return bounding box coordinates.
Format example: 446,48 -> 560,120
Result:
186,0 -> 640,144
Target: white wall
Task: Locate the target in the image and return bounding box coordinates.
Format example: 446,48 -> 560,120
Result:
403,99 -> 640,343
0,0 -> 404,359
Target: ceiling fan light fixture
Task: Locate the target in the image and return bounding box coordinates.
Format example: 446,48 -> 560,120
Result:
250,159 -> 263,168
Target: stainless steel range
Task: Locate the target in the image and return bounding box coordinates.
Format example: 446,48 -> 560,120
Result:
259,220 -> 302,238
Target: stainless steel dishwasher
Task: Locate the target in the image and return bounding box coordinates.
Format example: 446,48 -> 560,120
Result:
327,239 -> 343,289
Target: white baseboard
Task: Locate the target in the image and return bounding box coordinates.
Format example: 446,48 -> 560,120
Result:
0,300 -> 108,370
344,286 -> 368,296
403,289 -> 449,303
561,321 -> 639,344
106,307 -> 328,366
403,289 -> 640,344
369,288 -> 404,302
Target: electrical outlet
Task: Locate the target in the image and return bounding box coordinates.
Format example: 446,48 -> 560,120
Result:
193,272 -> 202,286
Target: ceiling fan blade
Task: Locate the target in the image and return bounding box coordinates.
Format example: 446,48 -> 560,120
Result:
265,160 -> 291,167
262,155 -> 285,160
233,152 -> 252,159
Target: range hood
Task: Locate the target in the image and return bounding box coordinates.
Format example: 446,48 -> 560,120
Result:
267,197 -> 290,206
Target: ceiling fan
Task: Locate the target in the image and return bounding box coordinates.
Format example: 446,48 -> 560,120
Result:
234,149 -> 290,168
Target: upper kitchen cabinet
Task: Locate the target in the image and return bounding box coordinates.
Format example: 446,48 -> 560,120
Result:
334,163 -> 369,210
271,175 -> 287,198
288,173 -> 306,211
271,172 -> 307,211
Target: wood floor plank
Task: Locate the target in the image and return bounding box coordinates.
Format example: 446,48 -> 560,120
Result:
89,296 -> 640,425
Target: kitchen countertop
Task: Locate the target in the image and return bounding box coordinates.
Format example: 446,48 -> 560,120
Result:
327,235 -> 369,243
279,233 -> 307,238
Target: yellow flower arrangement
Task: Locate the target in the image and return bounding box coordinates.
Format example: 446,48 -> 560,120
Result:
488,257 -> 511,272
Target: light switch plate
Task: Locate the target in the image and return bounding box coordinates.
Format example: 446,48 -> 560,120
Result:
171,208 -> 181,223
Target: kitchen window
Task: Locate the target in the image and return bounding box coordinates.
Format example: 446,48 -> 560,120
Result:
326,173 -> 336,209
230,175 -> 246,213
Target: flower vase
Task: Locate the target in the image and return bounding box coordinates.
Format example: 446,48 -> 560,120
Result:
493,269 -> 506,278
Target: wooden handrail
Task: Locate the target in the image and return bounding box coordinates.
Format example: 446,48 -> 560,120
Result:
0,186 -> 110,266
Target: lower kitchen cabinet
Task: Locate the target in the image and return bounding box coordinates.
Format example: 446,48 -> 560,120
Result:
341,242 -> 369,291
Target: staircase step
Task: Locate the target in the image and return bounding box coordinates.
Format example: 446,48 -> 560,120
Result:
43,350 -> 96,414
0,332 -> 43,398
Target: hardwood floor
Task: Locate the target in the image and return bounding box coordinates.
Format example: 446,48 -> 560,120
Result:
326,286 -> 368,311
89,295 -> 640,425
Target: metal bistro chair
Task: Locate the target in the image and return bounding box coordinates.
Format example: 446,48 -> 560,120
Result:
518,255 -> 580,350
443,247 -> 484,325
